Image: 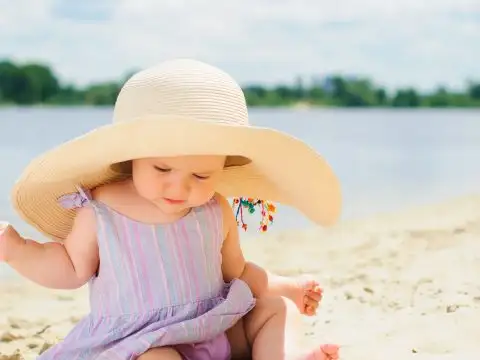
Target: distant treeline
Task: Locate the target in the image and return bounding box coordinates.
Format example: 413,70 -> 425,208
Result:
1,59 -> 479,108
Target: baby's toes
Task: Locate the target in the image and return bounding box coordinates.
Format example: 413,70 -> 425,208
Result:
304,305 -> 316,316
321,344 -> 340,359
306,344 -> 340,360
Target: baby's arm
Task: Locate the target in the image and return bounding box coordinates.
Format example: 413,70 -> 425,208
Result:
217,194 -> 296,299
2,207 -> 99,289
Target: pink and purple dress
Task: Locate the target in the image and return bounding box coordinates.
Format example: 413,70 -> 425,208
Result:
38,188 -> 255,359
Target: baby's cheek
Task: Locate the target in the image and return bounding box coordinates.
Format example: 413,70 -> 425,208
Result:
189,185 -> 216,206
134,176 -> 165,200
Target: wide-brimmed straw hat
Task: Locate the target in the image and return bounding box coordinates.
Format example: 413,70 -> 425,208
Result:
11,59 -> 341,241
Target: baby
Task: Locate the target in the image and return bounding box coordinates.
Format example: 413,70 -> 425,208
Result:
0,59 -> 341,359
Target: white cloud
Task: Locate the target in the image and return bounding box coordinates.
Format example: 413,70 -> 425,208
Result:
0,0 -> 478,91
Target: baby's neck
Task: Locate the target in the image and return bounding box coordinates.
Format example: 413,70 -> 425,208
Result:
91,180 -> 194,226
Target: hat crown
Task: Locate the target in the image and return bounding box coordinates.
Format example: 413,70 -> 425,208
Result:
113,59 -> 250,127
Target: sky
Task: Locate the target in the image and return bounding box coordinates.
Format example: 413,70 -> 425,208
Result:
0,0 -> 478,92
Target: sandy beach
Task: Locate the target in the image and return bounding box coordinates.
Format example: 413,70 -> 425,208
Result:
1,194 -> 480,359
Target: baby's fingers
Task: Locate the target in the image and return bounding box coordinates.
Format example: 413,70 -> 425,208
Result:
0,221 -> 9,232
0,222 -> 10,262
306,288 -> 323,302
0,222 -> 11,240
304,295 -> 319,309
303,304 -> 317,316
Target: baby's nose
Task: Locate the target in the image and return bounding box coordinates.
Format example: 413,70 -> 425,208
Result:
167,180 -> 190,199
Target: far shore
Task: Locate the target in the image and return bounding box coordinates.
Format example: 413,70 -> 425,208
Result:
1,103 -> 480,111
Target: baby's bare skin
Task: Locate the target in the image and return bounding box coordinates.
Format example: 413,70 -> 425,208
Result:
0,222 -> 23,262
226,295 -> 340,360
0,156 -> 341,359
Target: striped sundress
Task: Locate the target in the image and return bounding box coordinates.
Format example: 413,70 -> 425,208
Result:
38,188 -> 256,359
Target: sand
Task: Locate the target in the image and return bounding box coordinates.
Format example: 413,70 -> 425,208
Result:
1,194 -> 480,359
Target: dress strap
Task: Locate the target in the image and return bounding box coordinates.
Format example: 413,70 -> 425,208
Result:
58,186 -> 93,209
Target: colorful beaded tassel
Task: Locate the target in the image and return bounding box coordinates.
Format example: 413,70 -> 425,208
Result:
231,197 -> 276,232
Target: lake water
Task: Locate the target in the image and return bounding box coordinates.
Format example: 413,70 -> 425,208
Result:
1,107 -> 480,277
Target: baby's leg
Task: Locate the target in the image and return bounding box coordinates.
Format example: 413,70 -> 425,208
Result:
230,296 -> 339,360
137,347 -> 182,359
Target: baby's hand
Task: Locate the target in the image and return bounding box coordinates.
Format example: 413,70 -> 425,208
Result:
291,275 -> 323,316
0,222 -> 23,263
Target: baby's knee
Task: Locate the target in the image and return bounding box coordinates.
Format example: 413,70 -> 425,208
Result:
255,295 -> 297,316
246,295 -> 298,326
242,296 -> 301,345
137,347 -> 182,360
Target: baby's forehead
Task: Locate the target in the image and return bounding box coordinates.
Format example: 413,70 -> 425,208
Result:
150,155 -> 227,171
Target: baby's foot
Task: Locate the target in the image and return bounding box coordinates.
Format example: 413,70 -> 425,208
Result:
300,344 -> 340,360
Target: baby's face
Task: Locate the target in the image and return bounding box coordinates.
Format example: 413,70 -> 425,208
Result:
131,155 -> 227,214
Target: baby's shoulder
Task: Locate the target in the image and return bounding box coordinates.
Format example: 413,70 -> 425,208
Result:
193,193 -> 228,220
209,193 -> 236,236
211,193 -> 230,213
91,180 -> 134,206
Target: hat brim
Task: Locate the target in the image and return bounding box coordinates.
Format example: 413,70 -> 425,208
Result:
11,115 -> 341,241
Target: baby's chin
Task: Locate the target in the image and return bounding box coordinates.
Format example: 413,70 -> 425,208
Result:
147,195 -> 214,217
157,199 -> 203,215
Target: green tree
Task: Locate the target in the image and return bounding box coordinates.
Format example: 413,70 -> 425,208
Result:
468,82 -> 480,100
84,83 -> 120,105
0,61 -> 31,104
0,58 -> 479,108
392,88 -> 420,107
21,63 -> 60,103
